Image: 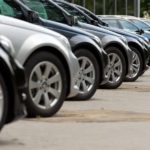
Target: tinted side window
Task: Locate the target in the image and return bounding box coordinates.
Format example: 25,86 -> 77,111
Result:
0,0 -> 15,16
44,3 -> 67,23
24,0 -> 66,23
23,1 -> 48,19
57,2 -> 88,23
0,1 -> 24,19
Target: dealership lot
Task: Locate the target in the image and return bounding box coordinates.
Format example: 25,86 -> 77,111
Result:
1,69 -> 150,150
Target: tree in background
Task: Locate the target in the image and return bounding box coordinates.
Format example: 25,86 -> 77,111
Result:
141,0 -> 150,18
66,0 -> 150,17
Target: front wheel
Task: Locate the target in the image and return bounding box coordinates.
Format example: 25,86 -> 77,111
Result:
125,46 -> 143,82
72,49 -> 100,100
25,52 -> 67,117
100,46 -> 126,89
0,73 -> 8,131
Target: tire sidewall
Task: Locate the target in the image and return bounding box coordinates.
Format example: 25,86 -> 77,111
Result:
125,46 -> 143,82
0,73 -> 8,131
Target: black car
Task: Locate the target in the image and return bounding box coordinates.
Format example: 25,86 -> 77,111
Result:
0,36 -> 26,131
58,1 -> 149,82
2,0 -> 110,100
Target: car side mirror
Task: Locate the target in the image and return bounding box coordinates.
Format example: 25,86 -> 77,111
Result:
28,11 -> 39,23
140,29 -> 144,34
136,29 -> 144,35
67,15 -> 78,26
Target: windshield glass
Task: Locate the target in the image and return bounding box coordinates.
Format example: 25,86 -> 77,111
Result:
102,19 -> 120,29
131,19 -> 150,31
119,20 -> 138,32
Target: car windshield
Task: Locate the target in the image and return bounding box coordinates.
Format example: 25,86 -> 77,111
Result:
22,0 -> 67,23
144,20 -> 150,26
102,19 -> 120,29
119,20 -> 139,32
131,19 -> 150,31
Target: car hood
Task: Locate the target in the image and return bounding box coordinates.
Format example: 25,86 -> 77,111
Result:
0,15 -> 66,39
101,25 -> 140,39
78,22 -> 124,38
43,18 -> 100,39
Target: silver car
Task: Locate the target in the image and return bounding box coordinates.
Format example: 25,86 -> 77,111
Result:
0,15 -> 79,117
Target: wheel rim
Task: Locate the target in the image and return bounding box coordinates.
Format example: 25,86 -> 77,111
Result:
130,51 -> 140,78
76,56 -> 95,94
106,53 -> 123,83
29,61 -> 62,110
0,83 -> 4,123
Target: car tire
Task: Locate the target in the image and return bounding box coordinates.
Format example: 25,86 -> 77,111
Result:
0,73 -> 8,131
100,46 -> 126,89
72,49 -> 100,100
25,51 -> 67,117
125,46 -> 143,82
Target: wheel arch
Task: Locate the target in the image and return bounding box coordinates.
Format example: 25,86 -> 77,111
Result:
0,59 -> 15,123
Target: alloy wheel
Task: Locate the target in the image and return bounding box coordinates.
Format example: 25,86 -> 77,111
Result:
76,56 -> 95,94
130,51 -> 140,78
29,61 -> 62,110
107,53 -> 123,83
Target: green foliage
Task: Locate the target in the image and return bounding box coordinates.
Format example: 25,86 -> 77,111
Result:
66,0 -> 150,17
141,0 -> 150,18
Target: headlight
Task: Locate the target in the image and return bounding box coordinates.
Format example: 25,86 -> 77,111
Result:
0,36 -> 15,56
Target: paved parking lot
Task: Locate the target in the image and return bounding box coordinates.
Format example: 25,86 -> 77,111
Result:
1,69 -> 150,150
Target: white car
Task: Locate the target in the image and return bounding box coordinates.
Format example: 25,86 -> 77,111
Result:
0,15 -> 79,117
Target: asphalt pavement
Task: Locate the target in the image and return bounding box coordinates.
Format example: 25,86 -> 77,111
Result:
1,69 -> 150,150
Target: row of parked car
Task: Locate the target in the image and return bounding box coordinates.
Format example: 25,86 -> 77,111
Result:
0,0 -> 150,131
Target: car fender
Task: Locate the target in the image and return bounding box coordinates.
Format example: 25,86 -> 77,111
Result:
70,34 -> 107,82
98,35 -> 126,49
0,48 -> 14,75
70,34 -> 101,52
16,33 -> 72,65
127,36 -> 144,51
